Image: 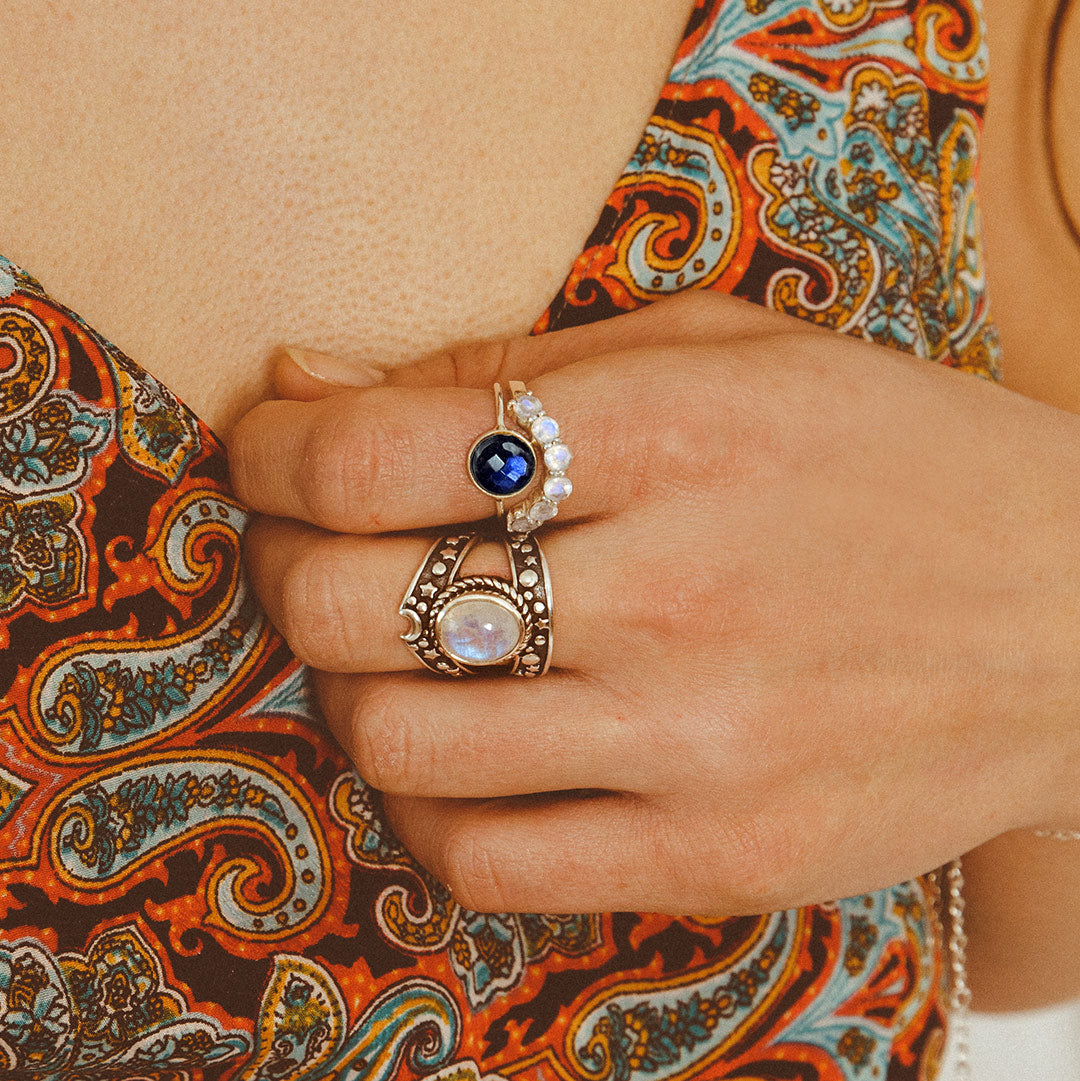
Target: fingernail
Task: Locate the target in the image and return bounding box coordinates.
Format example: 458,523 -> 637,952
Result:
282,347 -> 386,388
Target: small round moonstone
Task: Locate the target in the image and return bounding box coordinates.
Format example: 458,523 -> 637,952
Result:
530,416 -> 560,444
530,499 -> 558,522
543,475 -> 572,502
436,596 -> 524,665
470,433 -> 536,497
513,394 -> 542,420
544,443 -> 572,472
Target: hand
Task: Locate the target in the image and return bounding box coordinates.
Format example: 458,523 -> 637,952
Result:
229,291 -> 1080,915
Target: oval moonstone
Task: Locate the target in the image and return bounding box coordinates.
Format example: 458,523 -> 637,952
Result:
436,595 -> 525,665
469,433 -> 536,497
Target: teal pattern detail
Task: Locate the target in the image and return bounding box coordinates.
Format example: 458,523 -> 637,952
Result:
0,390 -> 111,497
240,960 -> 460,1081
748,71 -> 822,130
50,753 -> 328,939
0,928 -> 250,1079
41,604 -> 258,754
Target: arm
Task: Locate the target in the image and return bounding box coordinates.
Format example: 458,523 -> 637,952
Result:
961,0 -> 1080,1010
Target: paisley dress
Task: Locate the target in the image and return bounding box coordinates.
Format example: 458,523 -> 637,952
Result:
0,1 -> 997,1078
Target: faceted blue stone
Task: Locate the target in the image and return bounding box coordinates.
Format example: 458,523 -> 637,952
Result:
469,433 -> 535,497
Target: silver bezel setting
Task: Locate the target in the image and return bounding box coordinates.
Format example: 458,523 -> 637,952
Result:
466,428 -> 539,511
400,532 -> 553,677
466,382 -> 572,533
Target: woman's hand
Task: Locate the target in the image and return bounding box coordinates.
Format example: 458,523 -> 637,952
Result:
228,291 -> 1080,915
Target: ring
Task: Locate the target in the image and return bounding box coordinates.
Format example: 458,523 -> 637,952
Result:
467,380 -> 572,534
400,531 -> 553,677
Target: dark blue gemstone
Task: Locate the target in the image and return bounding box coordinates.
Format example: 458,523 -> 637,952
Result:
470,433 -> 536,497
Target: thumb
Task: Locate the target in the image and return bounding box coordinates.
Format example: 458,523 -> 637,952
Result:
272,291 -> 779,400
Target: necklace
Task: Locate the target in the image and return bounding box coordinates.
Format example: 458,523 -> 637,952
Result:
934,859 -> 973,1079
943,833 -> 1080,1078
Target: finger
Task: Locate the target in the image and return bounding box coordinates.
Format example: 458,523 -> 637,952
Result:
383,791 -> 677,914
244,515 -> 605,672
317,669 -> 647,799
231,359 -> 635,533
271,289 -> 787,399
235,290 -> 787,532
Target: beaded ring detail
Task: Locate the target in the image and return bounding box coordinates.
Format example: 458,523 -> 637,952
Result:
467,380 -> 572,534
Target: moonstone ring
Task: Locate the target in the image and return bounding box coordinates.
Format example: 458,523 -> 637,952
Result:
467,381 -> 572,534
399,532 -> 553,677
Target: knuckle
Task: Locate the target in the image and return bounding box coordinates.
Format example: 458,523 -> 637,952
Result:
622,560 -> 730,645
299,404 -> 394,531
351,686 -> 434,795
440,825 -> 510,913
642,401 -> 726,489
277,545 -> 348,667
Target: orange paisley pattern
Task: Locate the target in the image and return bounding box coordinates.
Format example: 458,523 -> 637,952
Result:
0,1 -> 997,1078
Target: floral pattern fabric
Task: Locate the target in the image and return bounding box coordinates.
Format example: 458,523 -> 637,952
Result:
0,1 -> 995,1078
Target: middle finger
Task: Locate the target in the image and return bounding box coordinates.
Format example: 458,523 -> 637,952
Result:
316,669 -> 647,798
244,516 -> 605,673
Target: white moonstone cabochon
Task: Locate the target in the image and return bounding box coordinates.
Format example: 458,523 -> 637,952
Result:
436,595 -> 525,664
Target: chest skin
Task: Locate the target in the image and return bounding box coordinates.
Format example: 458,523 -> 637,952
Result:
0,0 -> 691,435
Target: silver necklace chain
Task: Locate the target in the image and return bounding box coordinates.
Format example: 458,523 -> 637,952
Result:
941,831 -> 1080,1079
942,857 -> 973,1079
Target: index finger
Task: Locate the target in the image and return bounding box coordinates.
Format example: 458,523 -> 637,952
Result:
230,290 -> 778,534
269,289 -> 785,401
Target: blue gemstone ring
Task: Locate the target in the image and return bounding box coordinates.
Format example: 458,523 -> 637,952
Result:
467,382 -> 573,534
400,531 -> 553,677
469,431 -> 536,500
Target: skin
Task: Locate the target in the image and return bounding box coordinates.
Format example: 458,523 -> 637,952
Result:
0,0 -> 691,433
230,290 -> 1080,916
0,0 -> 1077,1005
958,0 -> 1080,1010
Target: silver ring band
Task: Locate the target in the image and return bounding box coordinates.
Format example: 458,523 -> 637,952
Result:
400,531 -> 553,677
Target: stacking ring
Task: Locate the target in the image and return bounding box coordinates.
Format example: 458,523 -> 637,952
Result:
467,381 -> 572,534
399,531 -> 553,677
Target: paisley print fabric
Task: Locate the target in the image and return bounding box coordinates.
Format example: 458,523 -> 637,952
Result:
0,1 -> 997,1078
536,0 -> 1000,380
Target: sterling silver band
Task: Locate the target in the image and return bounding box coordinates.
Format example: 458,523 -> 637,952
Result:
400,531 -> 553,677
